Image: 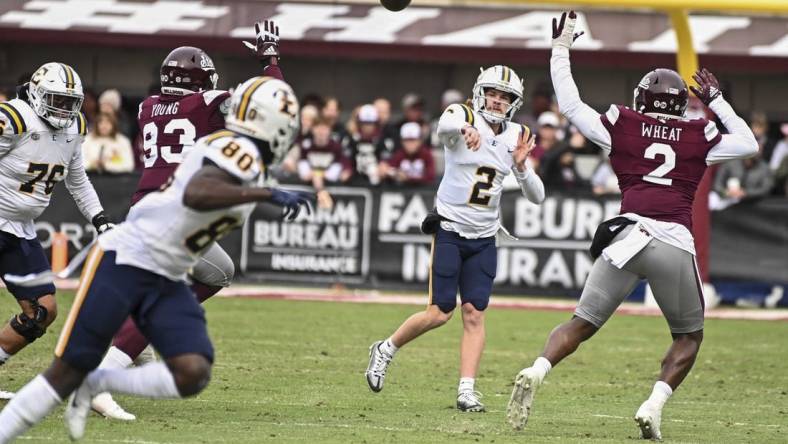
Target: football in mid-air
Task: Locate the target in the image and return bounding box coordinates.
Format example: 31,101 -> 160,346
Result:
380,0 -> 411,12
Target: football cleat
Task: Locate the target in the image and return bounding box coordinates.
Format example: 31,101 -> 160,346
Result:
0,389 -> 13,400
365,341 -> 392,393
507,367 -> 542,430
635,400 -> 663,440
65,373 -> 100,440
91,392 -> 136,421
457,390 -> 485,412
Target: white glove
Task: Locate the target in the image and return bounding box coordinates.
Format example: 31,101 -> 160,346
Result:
551,11 -> 584,49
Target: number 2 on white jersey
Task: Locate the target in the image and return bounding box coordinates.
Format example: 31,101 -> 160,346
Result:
642,142 -> 675,186
142,118 -> 197,167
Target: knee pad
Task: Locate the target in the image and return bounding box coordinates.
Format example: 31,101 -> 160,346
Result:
10,304 -> 48,343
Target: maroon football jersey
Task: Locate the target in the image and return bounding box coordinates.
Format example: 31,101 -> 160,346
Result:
601,105 -> 722,229
131,90 -> 229,204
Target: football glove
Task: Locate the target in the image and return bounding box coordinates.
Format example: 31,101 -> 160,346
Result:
690,68 -> 723,106
551,11 -> 584,49
91,211 -> 115,234
270,189 -> 315,221
243,20 -> 280,65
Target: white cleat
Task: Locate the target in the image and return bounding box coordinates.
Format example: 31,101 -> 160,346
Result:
457,390 -> 485,412
635,400 -> 663,441
365,341 -> 392,393
133,345 -> 157,366
91,392 -> 136,421
65,374 -> 99,440
0,390 -> 14,400
507,367 -> 542,430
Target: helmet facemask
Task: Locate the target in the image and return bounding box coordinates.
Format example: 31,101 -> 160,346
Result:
29,77 -> 84,129
471,66 -> 524,125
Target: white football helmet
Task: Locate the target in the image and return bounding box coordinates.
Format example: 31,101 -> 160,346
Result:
225,76 -> 299,165
472,65 -> 524,124
28,62 -> 84,129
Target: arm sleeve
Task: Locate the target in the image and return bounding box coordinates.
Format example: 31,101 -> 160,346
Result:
65,144 -> 105,221
705,97 -> 759,165
437,104 -> 472,149
511,160 -> 546,204
551,47 -> 612,152
263,64 -> 284,81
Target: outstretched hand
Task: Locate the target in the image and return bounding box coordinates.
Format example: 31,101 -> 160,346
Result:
461,125 -> 481,151
689,68 -> 722,106
552,11 -> 584,49
243,20 -> 281,64
512,129 -> 536,172
270,189 -> 315,221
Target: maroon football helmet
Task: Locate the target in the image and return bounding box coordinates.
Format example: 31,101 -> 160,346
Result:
633,68 -> 688,117
160,46 -> 218,95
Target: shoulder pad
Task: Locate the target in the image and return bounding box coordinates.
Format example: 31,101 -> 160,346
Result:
202,131 -> 261,183
444,103 -> 476,126
518,123 -> 531,140
75,112 -> 88,136
0,101 -> 28,136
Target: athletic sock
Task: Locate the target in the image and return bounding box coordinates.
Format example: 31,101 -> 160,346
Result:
533,356 -> 553,380
0,375 -> 62,441
98,346 -> 133,370
647,381 -> 673,408
0,346 -> 11,365
379,338 -> 398,357
88,362 -> 181,399
458,377 -> 475,394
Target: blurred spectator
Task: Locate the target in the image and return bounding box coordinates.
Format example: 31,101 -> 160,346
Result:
298,117 -> 351,188
768,123 -> 788,195
531,111 -> 562,171
0,89 -> 10,102
345,104 -> 387,185
540,145 -> 588,192
321,96 -> 348,142
520,85 -> 553,131
750,111 -> 777,160
380,122 -> 435,186
81,112 -> 135,174
81,88 -> 99,126
373,97 -> 392,127
300,104 -> 319,138
301,93 -> 325,111
590,156 -> 619,195
430,88 -> 464,147
395,93 -> 430,145
711,155 -> 773,210
98,89 -> 133,138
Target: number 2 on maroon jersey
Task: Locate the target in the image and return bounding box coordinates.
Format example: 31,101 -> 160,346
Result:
642,143 -> 675,186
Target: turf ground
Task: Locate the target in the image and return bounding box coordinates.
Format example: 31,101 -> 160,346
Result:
0,290 -> 786,443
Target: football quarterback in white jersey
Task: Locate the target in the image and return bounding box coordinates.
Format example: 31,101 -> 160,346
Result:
0,76 -> 312,442
0,63 -> 112,398
366,65 -> 545,412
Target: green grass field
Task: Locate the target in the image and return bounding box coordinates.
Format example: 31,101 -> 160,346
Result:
1,291 -> 786,443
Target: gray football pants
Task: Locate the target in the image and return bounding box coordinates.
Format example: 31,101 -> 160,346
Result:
191,243 -> 235,288
575,227 -> 705,334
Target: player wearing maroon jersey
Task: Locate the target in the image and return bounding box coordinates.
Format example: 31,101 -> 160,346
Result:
507,12 -> 758,440
90,20 -> 287,420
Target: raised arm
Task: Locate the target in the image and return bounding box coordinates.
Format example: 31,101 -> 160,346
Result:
690,68 -> 759,164
244,20 -> 284,80
437,103 -> 478,150
550,11 -> 612,152
511,125 -> 545,204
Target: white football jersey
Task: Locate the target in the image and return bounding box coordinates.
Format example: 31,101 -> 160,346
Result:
0,98 -> 101,239
435,103 -> 531,238
99,130 -> 261,282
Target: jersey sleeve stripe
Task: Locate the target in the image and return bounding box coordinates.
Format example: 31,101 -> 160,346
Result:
460,104 -> 474,126
0,103 -> 25,134
704,121 -> 719,142
77,113 -> 87,136
204,129 -> 235,144
605,105 -> 620,126
520,124 -> 530,140
236,76 -> 271,121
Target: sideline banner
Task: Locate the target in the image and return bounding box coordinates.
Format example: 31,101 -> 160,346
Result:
35,175 -> 787,294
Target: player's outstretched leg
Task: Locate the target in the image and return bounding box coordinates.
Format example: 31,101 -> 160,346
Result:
457,303 -> 485,412
635,330 -> 703,440
507,317 -> 598,430
67,354 -> 211,439
366,305 -> 453,392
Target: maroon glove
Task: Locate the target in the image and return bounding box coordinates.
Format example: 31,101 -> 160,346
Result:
243,20 -> 280,66
690,68 -> 722,106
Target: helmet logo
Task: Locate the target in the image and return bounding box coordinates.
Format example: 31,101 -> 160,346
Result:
200,54 -> 214,69
667,87 -> 679,95
639,77 -> 651,90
